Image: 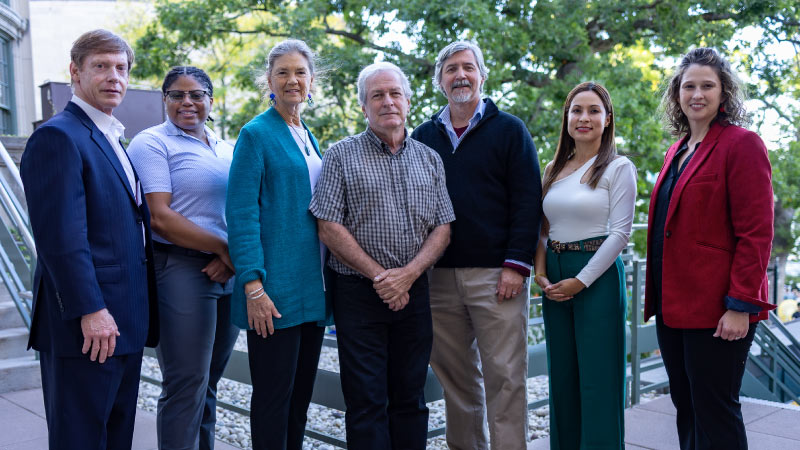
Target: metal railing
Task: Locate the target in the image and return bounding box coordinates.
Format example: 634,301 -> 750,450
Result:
743,312 -> 800,404
140,250 -> 668,448
0,138 -> 33,329
5,149 -> 800,448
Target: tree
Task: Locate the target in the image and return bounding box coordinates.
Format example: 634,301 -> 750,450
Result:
131,0 -> 799,257
734,1 -> 800,297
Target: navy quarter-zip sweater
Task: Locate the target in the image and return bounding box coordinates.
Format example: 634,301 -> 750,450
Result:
411,98 -> 542,270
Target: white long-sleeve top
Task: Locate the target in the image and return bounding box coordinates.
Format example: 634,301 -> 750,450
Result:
543,155 -> 637,287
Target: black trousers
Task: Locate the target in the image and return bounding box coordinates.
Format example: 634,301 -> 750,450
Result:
333,272 -> 433,450
656,315 -> 757,450
246,321 -> 325,450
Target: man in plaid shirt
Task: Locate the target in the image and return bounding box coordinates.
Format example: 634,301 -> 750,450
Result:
310,61 -> 455,450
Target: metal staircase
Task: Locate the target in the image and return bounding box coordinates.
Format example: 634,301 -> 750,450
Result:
0,138 -> 38,393
742,312 -> 800,403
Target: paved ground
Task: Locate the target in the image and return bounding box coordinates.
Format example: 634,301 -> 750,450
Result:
0,388 -> 238,450
528,396 -> 800,450
4,387 -> 800,449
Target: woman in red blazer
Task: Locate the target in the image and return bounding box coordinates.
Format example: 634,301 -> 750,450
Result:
645,47 -> 775,450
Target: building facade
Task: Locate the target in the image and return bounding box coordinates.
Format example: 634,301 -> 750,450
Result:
0,0 -> 34,136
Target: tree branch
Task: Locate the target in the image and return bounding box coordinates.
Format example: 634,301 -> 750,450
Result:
213,28 -> 290,37
323,26 -> 433,70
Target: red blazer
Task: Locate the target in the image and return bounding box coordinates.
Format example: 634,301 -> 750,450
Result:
644,121 -> 775,328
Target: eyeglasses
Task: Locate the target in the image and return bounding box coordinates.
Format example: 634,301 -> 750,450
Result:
165,90 -> 211,102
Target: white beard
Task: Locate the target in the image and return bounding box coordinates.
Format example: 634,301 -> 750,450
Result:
450,91 -> 475,103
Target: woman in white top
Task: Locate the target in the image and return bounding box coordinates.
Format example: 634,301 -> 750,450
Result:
533,81 -> 637,449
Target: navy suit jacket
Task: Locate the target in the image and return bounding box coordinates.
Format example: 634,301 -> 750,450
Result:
21,101 -> 158,357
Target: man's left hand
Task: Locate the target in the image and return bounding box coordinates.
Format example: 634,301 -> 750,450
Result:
81,308 -> 120,364
374,267 -> 417,301
496,267 -> 525,303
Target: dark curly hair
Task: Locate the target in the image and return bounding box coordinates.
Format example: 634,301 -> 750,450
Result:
161,66 -> 213,97
661,47 -> 749,136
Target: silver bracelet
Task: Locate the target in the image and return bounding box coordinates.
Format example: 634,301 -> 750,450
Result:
247,291 -> 266,301
246,286 -> 264,297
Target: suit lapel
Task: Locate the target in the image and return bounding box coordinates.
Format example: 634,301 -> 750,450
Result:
66,102 -> 136,203
665,121 -> 727,224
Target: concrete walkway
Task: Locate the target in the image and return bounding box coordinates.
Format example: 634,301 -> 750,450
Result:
0,388 -> 239,450
5,387 -> 800,449
528,396 -> 800,449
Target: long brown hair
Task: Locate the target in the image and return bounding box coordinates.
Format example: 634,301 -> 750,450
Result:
542,81 -> 617,197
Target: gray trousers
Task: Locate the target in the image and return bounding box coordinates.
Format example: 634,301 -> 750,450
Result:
153,246 -> 240,450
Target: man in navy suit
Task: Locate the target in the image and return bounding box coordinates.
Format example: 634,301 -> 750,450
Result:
21,29 -> 158,450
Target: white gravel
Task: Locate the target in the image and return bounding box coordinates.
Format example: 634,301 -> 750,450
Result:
138,330 -> 663,449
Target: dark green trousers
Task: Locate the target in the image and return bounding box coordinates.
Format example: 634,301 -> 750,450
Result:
543,246 -> 627,450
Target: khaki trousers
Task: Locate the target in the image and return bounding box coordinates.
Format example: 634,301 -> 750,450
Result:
429,267 -> 530,450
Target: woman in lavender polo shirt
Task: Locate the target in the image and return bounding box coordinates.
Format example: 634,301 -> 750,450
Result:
127,66 -> 239,450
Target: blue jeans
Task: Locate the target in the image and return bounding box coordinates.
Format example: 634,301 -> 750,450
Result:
153,245 -> 239,450
333,272 -> 433,450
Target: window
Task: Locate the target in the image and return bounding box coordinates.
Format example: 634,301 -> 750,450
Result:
0,35 -> 14,134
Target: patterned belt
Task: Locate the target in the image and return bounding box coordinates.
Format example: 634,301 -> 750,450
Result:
548,237 -> 607,254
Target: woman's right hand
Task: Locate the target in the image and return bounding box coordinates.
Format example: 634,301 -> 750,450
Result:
245,281 -> 282,337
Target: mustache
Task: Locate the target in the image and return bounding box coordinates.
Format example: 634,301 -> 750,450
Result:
451,80 -> 471,89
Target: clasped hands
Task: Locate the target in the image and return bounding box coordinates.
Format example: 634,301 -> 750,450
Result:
373,267 -> 417,311
536,275 -> 585,302
201,249 -> 235,283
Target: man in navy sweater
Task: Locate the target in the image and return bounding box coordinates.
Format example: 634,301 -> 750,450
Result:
411,41 -> 542,450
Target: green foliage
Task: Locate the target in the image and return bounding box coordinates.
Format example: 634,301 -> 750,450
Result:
131,0 -> 800,255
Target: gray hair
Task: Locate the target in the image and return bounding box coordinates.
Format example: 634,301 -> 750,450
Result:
433,41 -> 489,95
255,39 -> 318,97
356,62 -> 412,106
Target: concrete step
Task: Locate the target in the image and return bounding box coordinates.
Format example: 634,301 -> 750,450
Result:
0,284 -> 12,301
0,327 -> 29,358
0,301 -> 25,329
0,355 -> 40,393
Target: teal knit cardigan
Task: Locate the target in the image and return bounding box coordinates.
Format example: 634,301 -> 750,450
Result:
226,107 -> 331,330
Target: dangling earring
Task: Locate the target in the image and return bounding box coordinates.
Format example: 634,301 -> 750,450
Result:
269,93 -> 276,107
307,93 -> 314,107
719,105 -> 725,113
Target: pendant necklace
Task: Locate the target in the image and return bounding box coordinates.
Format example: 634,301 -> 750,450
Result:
289,124 -> 311,156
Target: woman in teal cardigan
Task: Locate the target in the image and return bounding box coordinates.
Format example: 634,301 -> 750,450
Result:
226,39 -> 331,450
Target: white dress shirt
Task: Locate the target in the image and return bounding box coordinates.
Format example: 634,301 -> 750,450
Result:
71,95 -> 139,203
72,95 -> 144,243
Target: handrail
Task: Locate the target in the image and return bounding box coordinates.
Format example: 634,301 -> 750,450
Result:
0,139 -> 24,195
0,139 -> 34,331
0,183 -> 35,255
748,320 -> 800,404
0,140 -> 34,255
768,310 -> 800,351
